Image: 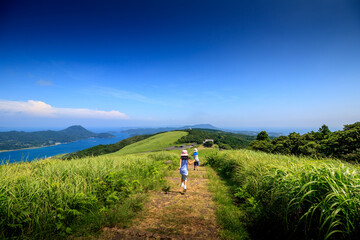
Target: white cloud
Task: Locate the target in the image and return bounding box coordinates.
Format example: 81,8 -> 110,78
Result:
36,79 -> 53,86
90,87 -> 168,105
0,100 -> 129,119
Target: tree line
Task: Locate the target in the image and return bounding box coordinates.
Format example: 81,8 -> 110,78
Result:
250,122 -> 360,162
177,129 -> 255,149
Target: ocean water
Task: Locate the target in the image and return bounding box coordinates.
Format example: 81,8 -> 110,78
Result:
0,132 -> 130,164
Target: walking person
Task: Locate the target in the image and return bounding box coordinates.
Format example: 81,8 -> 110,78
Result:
193,148 -> 199,171
179,150 -> 194,193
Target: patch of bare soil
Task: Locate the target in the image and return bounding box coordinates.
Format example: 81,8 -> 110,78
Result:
100,166 -> 220,240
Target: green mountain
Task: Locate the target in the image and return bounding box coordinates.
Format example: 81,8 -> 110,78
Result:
0,125 -> 114,151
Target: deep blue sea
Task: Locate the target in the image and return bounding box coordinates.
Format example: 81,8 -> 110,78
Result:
0,132 -> 130,164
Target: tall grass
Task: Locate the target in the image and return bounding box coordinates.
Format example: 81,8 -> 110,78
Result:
207,167 -> 249,240
0,151 -> 179,239
207,149 -> 360,240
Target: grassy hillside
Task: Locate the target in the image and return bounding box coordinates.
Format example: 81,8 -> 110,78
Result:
206,149 -> 360,240
64,134 -> 153,159
0,151 -> 179,239
112,131 -> 188,155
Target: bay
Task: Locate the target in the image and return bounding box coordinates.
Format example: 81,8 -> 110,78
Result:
0,132 -> 130,164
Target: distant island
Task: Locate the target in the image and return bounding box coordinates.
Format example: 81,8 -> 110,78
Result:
0,125 -> 115,151
121,124 -> 283,137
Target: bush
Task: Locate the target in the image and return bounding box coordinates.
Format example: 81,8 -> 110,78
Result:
249,140 -> 273,153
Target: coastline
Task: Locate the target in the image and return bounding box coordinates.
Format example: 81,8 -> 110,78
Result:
0,143 -> 63,153
0,135 -> 118,153
0,134 -> 127,163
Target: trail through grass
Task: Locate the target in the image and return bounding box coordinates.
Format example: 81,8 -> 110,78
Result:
207,167 -> 249,240
98,165 -> 220,240
8,128 -> 358,240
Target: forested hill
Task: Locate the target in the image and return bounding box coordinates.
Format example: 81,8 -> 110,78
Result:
177,129 -> 256,149
0,125 -> 114,151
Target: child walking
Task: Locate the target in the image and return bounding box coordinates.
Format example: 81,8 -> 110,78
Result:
179,150 -> 194,193
193,148 -> 199,170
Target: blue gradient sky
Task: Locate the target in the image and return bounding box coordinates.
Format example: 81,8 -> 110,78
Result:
1,0 -> 359,131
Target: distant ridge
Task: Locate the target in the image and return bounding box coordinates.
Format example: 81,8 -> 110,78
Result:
229,130 -> 283,137
120,124 -> 282,137
0,125 -> 114,151
181,124 -> 218,129
120,124 -> 217,136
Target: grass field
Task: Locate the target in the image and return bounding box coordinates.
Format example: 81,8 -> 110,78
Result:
206,149 -> 360,240
4,129 -> 359,240
0,130 -> 189,239
0,152 -> 180,239
112,131 -> 188,155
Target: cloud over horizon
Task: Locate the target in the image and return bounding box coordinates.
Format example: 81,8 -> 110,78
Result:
0,100 -> 129,119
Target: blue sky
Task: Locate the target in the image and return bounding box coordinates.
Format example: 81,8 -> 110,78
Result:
0,0 -> 359,131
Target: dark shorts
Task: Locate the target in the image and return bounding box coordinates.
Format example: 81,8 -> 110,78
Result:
194,161 -> 199,166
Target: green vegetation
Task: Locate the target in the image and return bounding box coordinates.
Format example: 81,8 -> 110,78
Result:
64,134 -> 153,159
207,166 -> 249,240
0,130 -> 191,239
0,130 -> 192,239
113,131 -> 188,155
250,122 -> 360,162
0,125 -> 114,151
0,151 -> 179,239
4,127 -> 359,240
255,130 -> 270,141
207,149 -> 360,240
203,141 -> 214,147
177,129 -> 255,149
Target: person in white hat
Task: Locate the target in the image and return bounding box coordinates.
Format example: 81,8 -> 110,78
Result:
179,150 -> 195,192
192,148 -> 199,171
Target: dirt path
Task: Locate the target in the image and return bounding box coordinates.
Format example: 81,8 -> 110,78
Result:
101,166 -> 220,239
